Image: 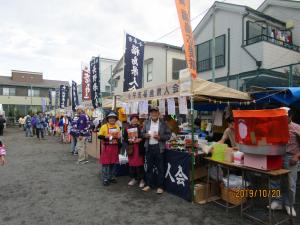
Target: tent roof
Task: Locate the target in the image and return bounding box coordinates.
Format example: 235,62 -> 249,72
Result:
191,78 -> 251,101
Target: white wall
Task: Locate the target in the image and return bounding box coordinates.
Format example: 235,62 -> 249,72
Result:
261,5 -> 300,46
194,10 -> 259,80
100,59 -> 117,93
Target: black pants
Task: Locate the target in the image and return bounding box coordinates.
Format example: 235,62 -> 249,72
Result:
129,166 -> 144,180
145,144 -> 164,189
36,128 -> 44,139
0,126 -> 3,136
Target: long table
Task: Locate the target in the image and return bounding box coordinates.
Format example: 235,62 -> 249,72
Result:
205,157 -> 292,225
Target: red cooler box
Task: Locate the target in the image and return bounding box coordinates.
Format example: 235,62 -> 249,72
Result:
233,109 -> 289,146
244,154 -> 282,171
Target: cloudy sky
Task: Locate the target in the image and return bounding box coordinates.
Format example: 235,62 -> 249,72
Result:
0,0 -> 264,83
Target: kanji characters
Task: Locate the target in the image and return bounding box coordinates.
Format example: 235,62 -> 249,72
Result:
165,163 -> 175,182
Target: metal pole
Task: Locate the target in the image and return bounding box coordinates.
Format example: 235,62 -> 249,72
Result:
212,7 -> 216,83
289,64 -> 293,87
110,65 -> 113,96
191,96 -> 195,202
30,84 -> 33,112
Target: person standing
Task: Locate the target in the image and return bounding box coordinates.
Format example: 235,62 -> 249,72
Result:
124,114 -> 145,188
0,114 -> 6,136
0,139 -> 6,166
98,111 -> 121,186
36,112 -> 45,140
270,110 -> 300,217
76,106 -> 89,163
142,106 -> 171,194
31,114 -> 37,136
25,115 -> 33,137
70,114 -> 79,155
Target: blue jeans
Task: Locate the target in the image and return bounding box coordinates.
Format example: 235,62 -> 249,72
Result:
25,126 -> 32,137
145,145 -> 165,189
71,136 -> 77,153
271,154 -> 298,206
102,164 -> 117,182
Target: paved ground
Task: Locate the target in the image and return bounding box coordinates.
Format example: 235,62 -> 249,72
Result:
0,128 -> 299,225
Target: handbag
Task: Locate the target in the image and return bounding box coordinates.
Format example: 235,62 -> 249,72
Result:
126,144 -> 134,156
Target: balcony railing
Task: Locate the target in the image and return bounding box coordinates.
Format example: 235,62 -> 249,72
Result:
197,55 -> 225,72
244,34 -> 300,52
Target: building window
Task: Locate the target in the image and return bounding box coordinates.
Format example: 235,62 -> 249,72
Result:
2,87 -> 16,96
196,34 -> 225,72
28,89 -> 40,97
172,59 -> 186,80
144,62 -> 153,82
246,21 -> 267,45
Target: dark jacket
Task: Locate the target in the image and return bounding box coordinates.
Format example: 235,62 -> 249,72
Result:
0,117 -> 6,128
142,119 -> 171,153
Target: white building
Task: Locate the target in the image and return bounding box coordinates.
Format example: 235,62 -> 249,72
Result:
99,57 -> 118,97
111,42 -> 186,94
193,0 -> 300,91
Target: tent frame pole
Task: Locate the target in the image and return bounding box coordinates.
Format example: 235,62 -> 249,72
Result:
191,96 -> 195,202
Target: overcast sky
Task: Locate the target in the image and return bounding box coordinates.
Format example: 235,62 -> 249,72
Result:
0,0 -> 264,84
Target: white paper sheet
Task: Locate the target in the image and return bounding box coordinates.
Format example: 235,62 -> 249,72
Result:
138,100 -> 148,115
130,102 -> 139,114
158,99 -> 166,115
167,98 -> 176,115
179,96 -> 188,115
213,109 -> 223,126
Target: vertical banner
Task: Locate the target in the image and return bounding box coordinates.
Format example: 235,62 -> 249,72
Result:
64,85 -> 69,107
82,63 -> 91,101
72,81 -> 79,111
60,85 -> 66,109
175,0 -> 197,79
90,56 -> 101,108
123,33 -> 145,92
41,97 -> 46,112
48,89 -> 52,110
55,88 -> 59,110
165,150 -> 191,201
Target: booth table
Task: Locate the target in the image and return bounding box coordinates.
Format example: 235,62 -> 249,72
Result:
205,157 -> 292,225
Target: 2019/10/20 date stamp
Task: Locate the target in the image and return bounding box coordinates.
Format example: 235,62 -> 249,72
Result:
235,189 -> 281,198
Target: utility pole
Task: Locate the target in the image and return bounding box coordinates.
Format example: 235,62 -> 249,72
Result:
110,64 -> 113,96
212,6 -> 216,83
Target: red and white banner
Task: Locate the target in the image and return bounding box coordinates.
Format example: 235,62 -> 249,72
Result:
81,63 -> 91,101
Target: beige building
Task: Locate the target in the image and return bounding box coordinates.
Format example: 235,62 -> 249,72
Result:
0,70 -> 69,120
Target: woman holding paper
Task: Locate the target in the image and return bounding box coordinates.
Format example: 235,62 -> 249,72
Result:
98,111 -> 121,186
124,114 -> 145,188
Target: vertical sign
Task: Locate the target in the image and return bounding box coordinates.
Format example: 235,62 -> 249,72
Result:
82,63 -> 91,101
64,85 -> 69,107
55,88 -> 59,110
123,33 -> 145,92
60,85 -> 66,109
48,89 -> 52,110
90,57 -> 101,108
175,0 -> 197,79
72,81 -> 79,111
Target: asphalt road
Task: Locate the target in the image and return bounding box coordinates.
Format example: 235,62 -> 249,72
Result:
0,128 -> 298,225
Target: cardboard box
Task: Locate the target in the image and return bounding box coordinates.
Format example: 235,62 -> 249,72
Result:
190,166 -> 207,181
194,182 -> 218,203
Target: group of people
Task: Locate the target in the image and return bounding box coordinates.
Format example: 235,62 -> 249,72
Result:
97,106 -> 171,194
20,113 -> 48,139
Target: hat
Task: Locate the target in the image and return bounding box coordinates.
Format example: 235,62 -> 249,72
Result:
106,111 -> 118,119
149,106 -> 159,112
130,114 -> 139,121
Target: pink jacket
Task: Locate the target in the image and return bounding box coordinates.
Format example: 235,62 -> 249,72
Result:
0,146 -> 6,156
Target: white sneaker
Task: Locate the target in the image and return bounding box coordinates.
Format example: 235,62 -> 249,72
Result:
128,179 -> 136,186
139,180 -> 145,188
268,201 -> 282,210
285,206 -> 297,217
